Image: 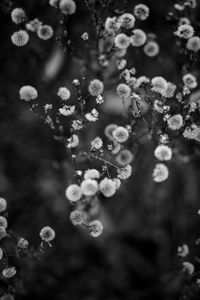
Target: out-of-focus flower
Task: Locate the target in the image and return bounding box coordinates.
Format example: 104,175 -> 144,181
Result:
19,86 -> 38,101
0,227 -> 7,240
182,261 -> 195,275
131,29 -> 147,47
59,0 -> 76,15
81,179 -> 98,196
84,169 -> 100,180
152,163 -> 169,182
26,18 -> 42,32
144,41 -> 159,57
116,83 -> 131,99
17,238 -> 29,249
0,198 -> 7,213
11,30 -> 29,47
115,33 -> 130,49
116,149 -> 134,166
67,134 -> 79,148
183,73 -> 197,89
113,126 -> 129,143
133,4 -> 150,20
177,244 -> 189,257
49,0 -> 60,7
39,226 -> 55,242
37,25 -> 53,40
57,87 -> 71,100
0,217 -> 7,228
105,124 -> 118,140
66,184 -> 82,202
99,178 -> 116,197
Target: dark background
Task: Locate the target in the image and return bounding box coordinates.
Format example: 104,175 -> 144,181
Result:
0,0 -> 200,299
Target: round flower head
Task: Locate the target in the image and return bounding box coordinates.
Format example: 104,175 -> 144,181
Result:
152,163 -> 169,182
143,41 -> 159,57
135,76 -> 150,89
186,36 -> 200,52
1,294 -> 15,300
118,13 -> 135,29
2,267 -> 16,279
89,220 -> 103,238
65,184 -> 82,202
0,227 -> 6,240
19,85 -> 38,101
115,33 -> 130,49
70,210 -> 83,226
37,25 -> 53,40
39,226 -> 55,242
91,137 -> 103,150
151,76 -> 168,96
130,29 -> 147,47
57,87 -> 71,100
164,82 -> 176,98
183,73 -> 197,89
88,79 -> 104,97
11,8 -> 26,24
49,0 -> 60,7
112,178 -> 121,190
116,83 -> 131,99
175,24 -> 194,39
178,244 -> 189,257
179,17 -> 191,26
0,217 -> 8,229
154,145 -> 172,161
133,4 -> 150,20
105,17 -> 121,33
0,198 -> 7,213
99,178 -> 116,197
113,126 -> 129,143
117,164 -> 132,180
167,114 -> 183,130
26,18 -> 42,32
0,248 -> 3,260
59,0 -> 76,15
104,124 -> 118,140
67,134 -> 79,148
84,169 -> 100,180
17,238 -> 29,249
115,48 -> 127,58
116,149 -> 134,166
11,30 -> 29,47
182,261 -> 194,275
81,179 -> 98,197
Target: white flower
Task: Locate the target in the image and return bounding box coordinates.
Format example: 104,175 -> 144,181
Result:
117,164 -> 132,180
99,177 -> 116,197
37,25 -> 53,40
81,179 -> 98,196
0,217 -> 8,228
19,86 -> 38,101
84,169 -> 100,180
67,134 -> 79,148
154,145 -> 172,161
183,73 -> 197,89
57,87 -> 71,100
59,105 -> 75,116
49,0 -> 60,7
104,124 -> 118,140
175,24 -> 194,39
85,109 -> 99,122
116,149 -> 134,166
115,33 -> 130,49
112,178 -> 121,190
26,18 -> 42,32
0,248 -> 3,260
151,76 -> 168,96
105,17 -> 121,33
11,30 -> 29,47
0,227 -> 7,240
0,198 -> 7,213
167,114 -> 183,130
152,163 -> 169,182
89,220 -> 103,237
70,210 -> 83,225
2,267 -> 16,278
186,36 -> 200,52
118,13 -> 135,29
88,79 -> 104,96
39,226 -> 55,242
65,184 -> 82,202
130,29 -> 147,47
113,126 -> 129,143
71,120 -> 83,130
178,244 -> 189,257
164,82 -> 176,98
11,8 -> 26,24
143,41 -> 159,57
134,4 -> 150,20
59,0 -> 76,15
116,83 -> 131,99
182,261 -> 194,275
91,137 -> 103,150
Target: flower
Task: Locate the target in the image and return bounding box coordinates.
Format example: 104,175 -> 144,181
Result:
88,79 -> 104,96
112,178 -> 121,190
164,82 -> 176,98
0,248 -> 3,260
81,179 -> 98,196
39,226 -> 55,242
0,217 -> 8,228
116,59 -> 127,70
84,169 -> 100,180
186,36 -> 200,52
19,85 -> 38,101
118,13 -> 135,29
130,29 -> 147,47
65,184 -> 82,202
67,134 -> 79,148
151,76 -> 168,96
133,4 -> 150,20
85,109 -> 99,122
178,244 -> 189,257
17,238 -> 29,249
183,73 -> 197,89
2,267 -> 16,278
182,261 -> 194,275
135,76 -> 150,88
26,18 -> 42,32
49,0 -> 60,7
105,17 -> 121,33
152,163 -> 169,182
88,220 -> 103,237
154,145 -> 172,161
143,41 -> 159,57
116,149 -> 134,166
0,198 -> 7,213
70,210 -> 83,225
117,164 -> 132,180
59,0 -> 76,15
175,24 -> 194,39
99,177 -> 116,197
115,33 -> 130,49
59,105 -> 75,116
91,137 -> 103,150
116,83 -> 131,99
11,30 -> 29,47
0,227 -> 6,240
113,126 -> 129,143
37,25 -> 53,40
167,114 -> 183,130
11,8 -> 26,24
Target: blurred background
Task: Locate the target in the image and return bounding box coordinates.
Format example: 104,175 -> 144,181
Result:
0,0 -> 200,299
